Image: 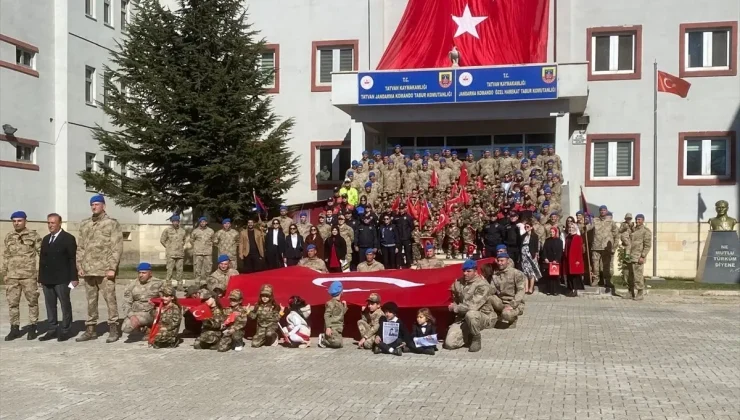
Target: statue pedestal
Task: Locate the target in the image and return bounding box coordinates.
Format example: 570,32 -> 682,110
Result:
696,231 -> 740,284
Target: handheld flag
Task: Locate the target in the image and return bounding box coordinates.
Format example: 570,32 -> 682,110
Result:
191,304 -> 213,321
253,190 -> 268,215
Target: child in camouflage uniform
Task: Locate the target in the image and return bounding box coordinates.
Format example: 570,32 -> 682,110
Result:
217,289 -> 252,352
249,284 -> 284,348
319,281 -> 346,348
193,290 -> 225,350
357,293 -> 383,350
150,286 -> 182,349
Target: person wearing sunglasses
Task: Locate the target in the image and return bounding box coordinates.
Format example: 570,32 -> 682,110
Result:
284,223 -> 304,267
264,218 -> 286,269
378,213 -> 400,269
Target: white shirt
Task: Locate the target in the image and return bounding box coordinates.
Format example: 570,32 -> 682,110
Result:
290,234 -> 298,248
49,230 -> 61,244
272,229 -> 278,246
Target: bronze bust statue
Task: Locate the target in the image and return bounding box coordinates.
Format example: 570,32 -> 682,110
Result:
708,200 -> 738,231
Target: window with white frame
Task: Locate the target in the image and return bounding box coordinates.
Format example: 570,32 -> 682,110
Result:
316,147 -> 351,183
104,0 -> 113,26
85,152 -> 97,190
259,50 -> 276,88
316,46 -> 354,85
15,48 -> 36,69
685,29 -> 730,71
85,66 -> 96,104
16,144 -> 35,163
592,33 -> 635,74
85,0 -> 95,18
591,140 -> 634,179
121,0 -> 129,31
684,137 -> 730,178
104,155 -> 115,171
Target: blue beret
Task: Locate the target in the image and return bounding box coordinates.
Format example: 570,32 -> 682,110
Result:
424,150 -> 430,156
307,244 -> 316,251
425,243 -> 434,250
280,205 -> 287,210
170,214 -> 180,221
365,248 -> 375,255
10,211 -> 27,219
548,144 -> 554,148
414,151 -> 420,155
503,148 -> 510,152
547,159 -> 554,163
394,144 -> 401,148
451,150 -> 458,155
599,205 -> 608,210
542,200 -> 550,206
362,150 -> 368,155
636,213 -> 645,219
137,262 -> 152,271
515,148 -> 522,152
328,281 -> 343,297
495,244 -> 507,251
439,157 -> 446,163
544,188 -> 551,193
406,162 -> 413,167
575,210 -> 584,215
498,253 -> 510,259
217,254 -> 230,263
364,182 -> 372,188
521,159 -> 528,163
356,207 -> 365,215
528,149 -> 535,153
300,212 -> 307,217
198,216 -> 207,223
514,170 -> 522,174
550,211 -> 559,216
90,194 -> 105,205
222,218 -> 231,224
368,172 -> 375,177
462,259 -> 476,270
493,148 -> 500,152
422,161 -> 428,165
351,160 -> 359,165
468,152 -> 474,156
372,150 -> 380,155
347,170 -> 354,176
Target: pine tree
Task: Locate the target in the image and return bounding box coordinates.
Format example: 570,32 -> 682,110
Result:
80,0 -> 298,222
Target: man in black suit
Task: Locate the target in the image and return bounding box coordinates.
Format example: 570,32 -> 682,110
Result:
38,213 -> 77,341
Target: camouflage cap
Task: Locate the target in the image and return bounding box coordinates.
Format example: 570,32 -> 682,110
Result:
200,290 -> 214,301
366,293 -> 381,303
160,286 -> 176,297
260,284 -> 274,296
624,213 -> 633,219
229,289 -> 243,301
185,285 -> 200,296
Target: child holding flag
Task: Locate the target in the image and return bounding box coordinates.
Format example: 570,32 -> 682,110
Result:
193,290 -> 225,350
217,290 -> 252,352
249,284 -> 284,348
149,286 -> 182,349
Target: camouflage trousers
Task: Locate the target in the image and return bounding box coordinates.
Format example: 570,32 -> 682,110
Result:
5,277 -> 39,326
357,320 -> 377,349
252,324 -> 278,348
321,328 -> 344,348
217,329 -> 245,352
121,311 -> 155,334
84,276 -> 118,326
627,262 -> 646,291
443,310 -> 490,350
193,255 -> 212,284
591,250 -> 614,285
151,332 -> 179,348
165,257 -> 184,284
491,295 -> 521,324
412,244 -> 422,262
194,330 -> 222,349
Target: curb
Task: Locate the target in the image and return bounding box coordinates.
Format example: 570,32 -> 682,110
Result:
615,288 -> 740,297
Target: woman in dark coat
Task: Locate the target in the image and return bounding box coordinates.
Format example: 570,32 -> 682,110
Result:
284,223 -> 304,266
303,226 -> 324,259
540,226 -> 564,295
563,224 -> 585,297
324,226 -> 348,273
264,218 -> 286,269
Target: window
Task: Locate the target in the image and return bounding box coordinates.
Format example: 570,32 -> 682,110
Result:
678,131 -> 736,186
15,48 -> 35,69
16,144 -> 35,163
103,72 -> 110,105
85,66 -> 96,105
260,44 -> 279,93
104,0 -> 113,26
120,0 -> 129,31
104,155 -> 114,170
586,134 -> 640,187
587,26 -> 642,81
85,0 -> 95,18
311,141 -> 350,190
311,40 -> 359,92
680,22 -> 738,77
85,152 -> 97,190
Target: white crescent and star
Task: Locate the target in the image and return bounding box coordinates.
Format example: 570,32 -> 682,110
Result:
312,277 -> 424,292
452,4 -> 488,39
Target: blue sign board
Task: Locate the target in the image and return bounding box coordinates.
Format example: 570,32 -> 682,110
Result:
358,64 -> 557,106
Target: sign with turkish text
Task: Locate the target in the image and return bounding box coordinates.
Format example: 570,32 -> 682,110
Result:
358,64 -> 557,106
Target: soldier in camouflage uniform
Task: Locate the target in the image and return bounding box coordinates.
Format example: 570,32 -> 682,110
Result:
626,214 -> 652,301
446,220 -> 461,259
277,206 -> 293,236
462,224 -> 477,258
411,222 -> 423,262
443,259 -> 492,353
296,213 -> 312,238
416,244 -> 445,269
490,255 -> 526,328
383,161 -> 401,194
76,195 -> 124,343
297,244 -> 328,272
319,281 -> 346,349
191,216 -> 215,285
218,289 -> 252,352
417,162 -> 432,191
390,145 -> 405,167
587,205 -> 619,291
316,213 -> 331,240
213,219 -> 239,270
2,211 -> 42,341
121,262 -> 163,336
193,289 -> 225,350
208,254 -> 239,291
160,214 -> 187,287
357,292 -> 383,349
619,213 -> 634,250
249,284 -> 283,347
150,286 -> 182,348
402,162 -> 419,194
357,249 -> 385,272
436,158 -> 453,191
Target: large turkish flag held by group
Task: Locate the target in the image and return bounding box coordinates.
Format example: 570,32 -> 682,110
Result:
376,0 -> 550,70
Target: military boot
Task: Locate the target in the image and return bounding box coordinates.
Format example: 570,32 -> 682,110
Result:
622,289 -> 635,299
27,324 -> 38,340
508,319 -> 517,329
76,325 -> 98,342
106,323 -> 121,343
4,325 -> 21,341
468,335 -> 482,352
634,290 -> 644,301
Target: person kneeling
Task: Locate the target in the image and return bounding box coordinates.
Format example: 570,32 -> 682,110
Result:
443,259 -> 492,353
150,286 -> 182,348
319,281 -> 346,349
217,290 -> 252,352
373,302 -> 409,356
490,254 -> 526,329
122,262 -> 163,340
193,290 -> 224,350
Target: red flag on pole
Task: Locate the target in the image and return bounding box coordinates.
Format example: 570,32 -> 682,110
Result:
657,71 -> 691,98
391,196 -> 401,212
430,169 -> 439,189
148,301 -> 163,345
476,176 -> 485,190
458,166 -> 469,187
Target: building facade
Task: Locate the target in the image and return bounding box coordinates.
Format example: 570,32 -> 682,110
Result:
1,0 -> 738,277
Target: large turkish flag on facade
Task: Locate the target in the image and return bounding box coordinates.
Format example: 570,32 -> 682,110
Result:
377,0 -> 550,70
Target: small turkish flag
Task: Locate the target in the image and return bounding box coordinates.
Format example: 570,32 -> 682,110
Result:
657,71 -> 691,98
191,304 -> 213,321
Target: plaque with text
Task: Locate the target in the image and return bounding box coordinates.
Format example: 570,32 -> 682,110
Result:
696,231 -> 740,284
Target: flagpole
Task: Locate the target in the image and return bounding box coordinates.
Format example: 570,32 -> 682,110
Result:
651,60 -> 660,279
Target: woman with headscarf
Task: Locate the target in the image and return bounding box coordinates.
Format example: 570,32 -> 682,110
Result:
303,225 -> 324,259
540,226 -> 564,295
324,226 -> 347,273
563,223 -> 585,297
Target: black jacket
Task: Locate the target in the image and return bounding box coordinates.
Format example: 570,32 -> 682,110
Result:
354,222 -> 379,249
284,234 -> 304,260
541,237 -> 563,265
502,219 -> 521,250
378,224 -> 399,247
411,322 -> 437,339
324,235 -> 348,261
264,228 -> 286,258
482,221 -> 504,247
394,213 -> 414,241
523,232 -> 539,258
378,315 -> 410,348
39,230 -> 77,285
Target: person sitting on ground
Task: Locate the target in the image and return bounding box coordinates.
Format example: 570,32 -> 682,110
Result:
283,295 -> 312,348
373,301 -> 409,356
208,254 -> 239,292
121,262 -> 163,338
443,259 -> 492,353
217,289 -> 252,352
149,286 -> 182,349
408,308 -> 438,355
319,281 -> 346,349
357,293 -> 383,350
490,254 -> 527,328
249,284 -> 284,348
193,290 -> 225,350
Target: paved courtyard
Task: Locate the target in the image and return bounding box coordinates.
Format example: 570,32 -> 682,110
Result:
0,289 -> 738,420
